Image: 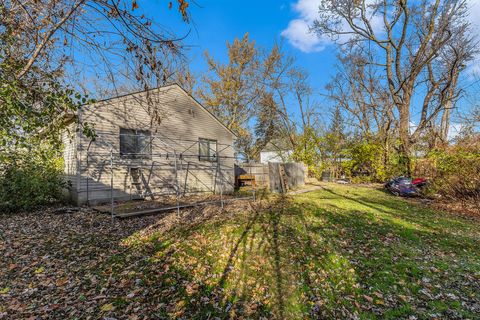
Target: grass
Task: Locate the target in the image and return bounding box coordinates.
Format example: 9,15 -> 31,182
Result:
1,183 -> 479,319
114,183 -> 480,319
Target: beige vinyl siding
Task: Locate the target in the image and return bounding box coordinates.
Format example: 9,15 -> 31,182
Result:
75,84 -> 235,205
61,123 -> 78,202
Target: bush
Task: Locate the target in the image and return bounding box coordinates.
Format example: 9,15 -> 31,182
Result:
342,140 -> 404,183
426,139 -> 480,200
0,147 -> 66,212
292,127 -> 324,179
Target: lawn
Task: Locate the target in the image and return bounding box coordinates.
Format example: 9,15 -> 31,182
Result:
1,184 -> 479,319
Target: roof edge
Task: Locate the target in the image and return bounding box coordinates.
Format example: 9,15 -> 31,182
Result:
77,83 -> 237,138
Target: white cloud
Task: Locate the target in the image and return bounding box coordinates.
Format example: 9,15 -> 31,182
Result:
448,123 -> 464,141
467,0 -> 480,32
410,121 -> 463,141
281,0 -> 385,53
292,0 -> 322,22
281,18 -> 330,53
282,0 -> 478,59
409,121 -> 418,135
280,0 -> 329,53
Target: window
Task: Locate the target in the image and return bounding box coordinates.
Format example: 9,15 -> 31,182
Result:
120,128 -> 151,158
199,138 -> 217,162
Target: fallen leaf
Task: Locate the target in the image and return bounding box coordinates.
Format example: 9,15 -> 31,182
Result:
34,266 -> 45,274
101,303 -> 114,312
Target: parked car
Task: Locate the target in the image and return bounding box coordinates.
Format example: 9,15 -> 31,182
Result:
385,177 -> 420,197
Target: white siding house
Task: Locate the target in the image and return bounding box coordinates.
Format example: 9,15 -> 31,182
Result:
62,84 -> 236,205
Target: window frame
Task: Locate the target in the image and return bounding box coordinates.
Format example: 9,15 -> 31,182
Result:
119,128 -> 152,159
198,138 -> 217,162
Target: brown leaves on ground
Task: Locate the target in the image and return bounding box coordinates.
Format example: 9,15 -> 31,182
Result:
428,198 -> 480,219
1,188 -> 479,319
0,201 -> 250,319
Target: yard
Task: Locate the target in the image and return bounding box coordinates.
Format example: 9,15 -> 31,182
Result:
1,184 -> 479,319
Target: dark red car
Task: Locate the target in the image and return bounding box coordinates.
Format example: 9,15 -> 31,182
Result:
385,177 -> 427,197
412,177 -> 427,187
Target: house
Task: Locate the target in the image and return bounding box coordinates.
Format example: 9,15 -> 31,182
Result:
62,84 -> 236,205
259,140 -> 293,164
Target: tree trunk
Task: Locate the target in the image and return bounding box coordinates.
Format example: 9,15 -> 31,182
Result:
398,103 -> 412,176
383,135 -> 389,171
440,99 -> 451,143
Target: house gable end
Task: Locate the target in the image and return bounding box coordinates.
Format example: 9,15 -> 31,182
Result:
170,84 -> 236,139
78,84 -> 235,140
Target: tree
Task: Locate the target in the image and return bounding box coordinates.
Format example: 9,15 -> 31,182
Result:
328,105 -> 346,154
198,34 -> 318,160
258,45 -> 322,155
292,126 -> 323,177
327,48 -> 396,171
313,0 -> 476,174
1,0 -> 191,147
197,33 -> 259,156
0,0 -> 191,210
5,0 -> 190,85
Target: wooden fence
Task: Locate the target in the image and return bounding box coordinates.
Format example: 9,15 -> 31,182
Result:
235,162 -> 306,193
235,163 -> 270,188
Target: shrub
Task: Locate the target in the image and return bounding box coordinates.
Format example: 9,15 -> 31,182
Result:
342,141 -> 399,182
292,126 -> 324,179
0,147 -> 66,212
426,141 -> 480,200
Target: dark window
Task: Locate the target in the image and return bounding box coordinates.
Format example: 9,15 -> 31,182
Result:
199,138 -> 217,162
120,128 -> 151,158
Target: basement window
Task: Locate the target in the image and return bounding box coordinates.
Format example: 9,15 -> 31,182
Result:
199,138 -> 217,162
120,128 -> 151,159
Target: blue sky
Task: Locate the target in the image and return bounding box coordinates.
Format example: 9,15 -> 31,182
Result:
145,0 -> 339,96
140,0 -> 480,135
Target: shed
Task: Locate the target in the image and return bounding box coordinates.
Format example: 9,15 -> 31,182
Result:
259,139 -> 294,164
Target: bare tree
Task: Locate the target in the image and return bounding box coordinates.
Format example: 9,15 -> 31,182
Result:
327,47 -> 396,168
1,0 -> 191,148
258,43 -> 304,151
4,0 -> 191,93
313,0 -> 476,174
198,35 -> 321,160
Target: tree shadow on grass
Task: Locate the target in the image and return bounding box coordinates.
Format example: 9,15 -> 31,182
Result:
88,187 -> 480,320
100,195 -> 366,319
319,187 -> 480,253
294,197 -> 480,319
0,199 -> 366,319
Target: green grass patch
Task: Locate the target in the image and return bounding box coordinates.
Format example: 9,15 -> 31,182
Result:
107,183 -> 480,319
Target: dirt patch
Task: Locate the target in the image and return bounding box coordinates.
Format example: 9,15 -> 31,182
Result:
428,198 -> 480,219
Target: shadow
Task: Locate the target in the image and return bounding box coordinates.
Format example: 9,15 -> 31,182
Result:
119,196 -> 307,318
271,204 -> 285,319
320,187 -> 480,253
216,203 -> 261,288
72,182 -> 480,319
10,183 -> 479,319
